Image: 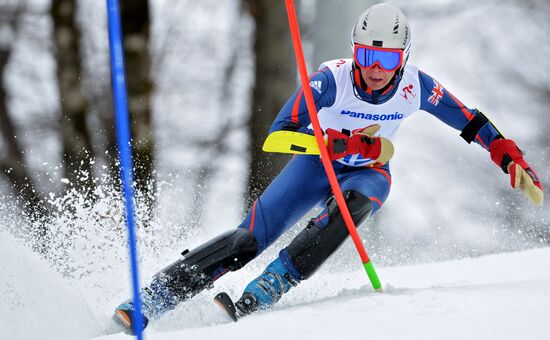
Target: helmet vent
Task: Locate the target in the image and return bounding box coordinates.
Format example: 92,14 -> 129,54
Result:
362,12 -> 370,30
393,15 -> 400,34
372,40 -> 383,47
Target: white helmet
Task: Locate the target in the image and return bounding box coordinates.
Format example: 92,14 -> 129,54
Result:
351,3 -> 411,70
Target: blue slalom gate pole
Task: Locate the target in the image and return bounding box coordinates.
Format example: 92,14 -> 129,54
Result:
106,0 -> 144,338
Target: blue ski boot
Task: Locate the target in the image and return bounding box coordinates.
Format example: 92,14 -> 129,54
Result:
113,278 -> 178,334
234,256 -> 300,317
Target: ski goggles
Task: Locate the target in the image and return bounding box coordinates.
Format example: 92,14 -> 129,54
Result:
353,44 -> 403,72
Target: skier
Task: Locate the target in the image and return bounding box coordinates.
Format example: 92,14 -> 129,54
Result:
114,3 -> 543,333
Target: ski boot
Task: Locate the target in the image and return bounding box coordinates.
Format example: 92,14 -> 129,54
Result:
236,257 -> 299,316
113,228 -> 258,333
214,256 -> 299,321
113,277 -> 179,334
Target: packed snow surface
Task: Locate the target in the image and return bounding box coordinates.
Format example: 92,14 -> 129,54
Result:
2,229 -> 549,340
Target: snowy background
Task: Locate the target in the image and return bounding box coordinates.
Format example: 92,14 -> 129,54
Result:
1,0 -> 549,339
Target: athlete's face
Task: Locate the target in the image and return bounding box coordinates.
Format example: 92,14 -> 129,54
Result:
360,65 -> 396,90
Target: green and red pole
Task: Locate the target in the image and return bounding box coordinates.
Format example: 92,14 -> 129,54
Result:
284,0 -> 382,291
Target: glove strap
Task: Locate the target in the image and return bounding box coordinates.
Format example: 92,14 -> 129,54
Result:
326,129 -> 349,160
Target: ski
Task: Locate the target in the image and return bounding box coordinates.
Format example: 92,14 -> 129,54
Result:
103,314 -> 134,336
213,292 -> 238,322
109,308 -> 148,335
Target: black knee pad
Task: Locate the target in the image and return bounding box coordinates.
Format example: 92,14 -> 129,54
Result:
285,190 -> 372,280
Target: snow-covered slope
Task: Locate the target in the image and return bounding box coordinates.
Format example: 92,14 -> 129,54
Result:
97,248 -> 550,340
2,229 -> 548,340
0,231 -> 100,339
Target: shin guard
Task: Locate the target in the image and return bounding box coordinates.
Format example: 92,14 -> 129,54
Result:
143,228 -> 258,318
285,190 -> 372,280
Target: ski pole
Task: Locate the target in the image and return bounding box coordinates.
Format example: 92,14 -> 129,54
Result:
106,0 -> 145,338
284,0 -> 382,291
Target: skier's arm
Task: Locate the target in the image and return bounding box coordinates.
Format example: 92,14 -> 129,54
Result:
418,70 -> 501,150
418,70 -> 543,205
269,67 -> 337,135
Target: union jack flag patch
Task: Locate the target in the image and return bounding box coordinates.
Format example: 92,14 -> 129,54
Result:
428,79 -> 444,106
309,80 -> 322,94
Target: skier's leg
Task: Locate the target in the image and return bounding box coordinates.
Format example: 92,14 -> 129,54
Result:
115,156 -> 330,331
233,168 -> 391,316
237,155 -> 332,252
114,228 -> 258,331
285,168 -> 391,278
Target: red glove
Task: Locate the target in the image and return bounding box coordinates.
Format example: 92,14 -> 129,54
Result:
490,138 -> 544,206
325,124 -> 393,165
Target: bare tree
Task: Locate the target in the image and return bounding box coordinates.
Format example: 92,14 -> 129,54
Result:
0,2 -> 47,218
63,0 -> 157,222
242,0 -> 295,204
50,0 -> 94,195
119,0 -> 155,207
